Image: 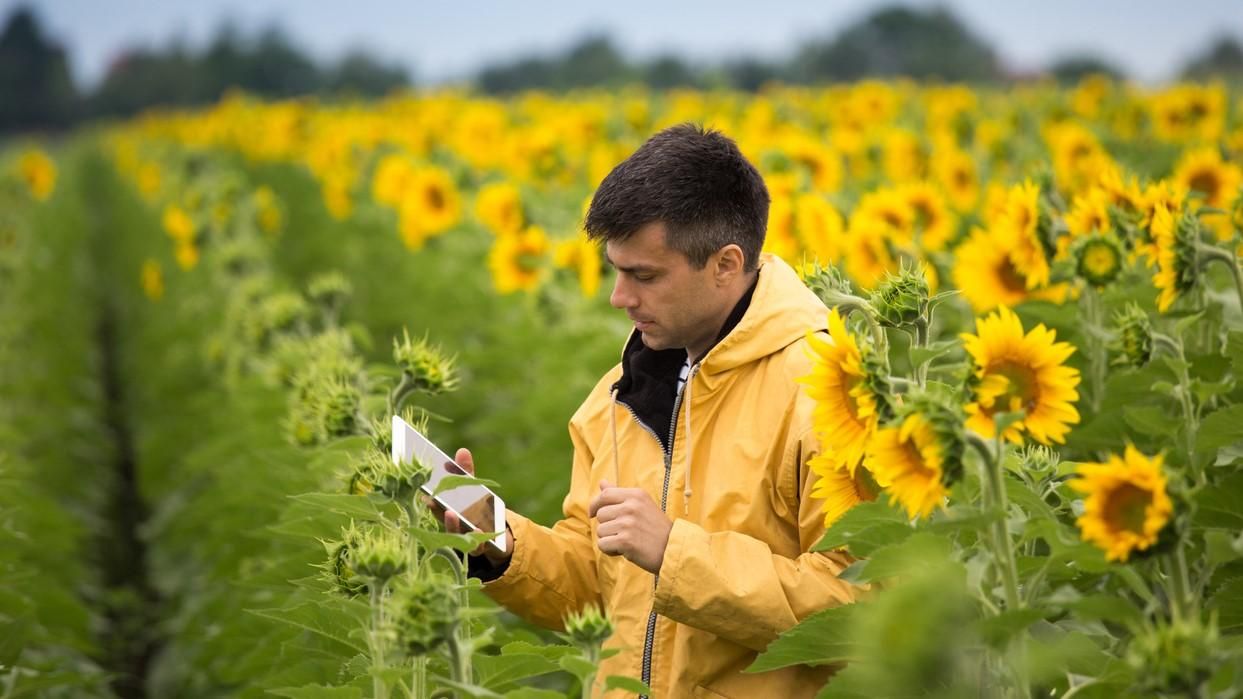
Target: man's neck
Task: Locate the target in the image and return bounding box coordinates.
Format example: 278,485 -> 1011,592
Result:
685,270 -> 759,365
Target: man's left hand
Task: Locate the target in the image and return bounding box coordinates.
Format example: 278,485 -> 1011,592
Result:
588,481 -> 673,575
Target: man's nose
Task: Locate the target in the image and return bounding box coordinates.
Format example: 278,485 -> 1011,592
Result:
610,276 -> 635,310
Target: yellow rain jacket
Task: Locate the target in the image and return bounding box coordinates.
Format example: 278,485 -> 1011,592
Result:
478,254 -> 860,697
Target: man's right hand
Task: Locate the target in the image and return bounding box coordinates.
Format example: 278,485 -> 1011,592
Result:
428,447 -> 513,567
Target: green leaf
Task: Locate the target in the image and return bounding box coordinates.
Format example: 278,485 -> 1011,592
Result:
268,685 -> 363,699
1211,577 -> 1243,634
406,527 -> 499,553
1197,404 -> 1243,454
247,602 -> 368,655
604,676 -> 651,694
842,532 -> 954,584
558,654 -> 597,683
1206,530 -> 1243,566
814,501 -> 911,556
1227,331 -> 1243,378
474,643 -> 573,687
432,474 -> 502,497
288,493 -> 380,520
1064,594 -> 1143,628
977,607 -> 1049,647
501,689 -> 564,699
1122,405 -> 1180,438
747,604 -> 858,673
992,410 -> 1026,439
909,339 -> 958,368
1193,472 -> 1243,530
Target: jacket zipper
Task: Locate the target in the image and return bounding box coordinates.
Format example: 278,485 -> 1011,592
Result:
617,363 -> 697,699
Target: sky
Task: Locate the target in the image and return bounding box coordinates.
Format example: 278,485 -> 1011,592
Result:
7,0 -> 1243,88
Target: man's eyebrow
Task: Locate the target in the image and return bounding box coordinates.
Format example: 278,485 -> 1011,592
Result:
604,254 -> 658,274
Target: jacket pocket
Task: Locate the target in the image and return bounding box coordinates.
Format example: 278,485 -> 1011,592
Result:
692,685 -> 731,699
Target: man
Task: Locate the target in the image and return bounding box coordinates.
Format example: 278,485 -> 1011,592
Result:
442,124 -> 859,697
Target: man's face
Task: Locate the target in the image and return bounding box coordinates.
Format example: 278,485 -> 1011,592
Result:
605,222 -> 726,356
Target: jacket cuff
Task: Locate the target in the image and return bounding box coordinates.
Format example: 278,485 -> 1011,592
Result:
652,518 -> 702,617
466,522 -> 516,582
476,510 -> 531,590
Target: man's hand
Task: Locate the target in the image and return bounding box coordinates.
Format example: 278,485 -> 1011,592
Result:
588,481 -> 673,575
428,447 -> 513,567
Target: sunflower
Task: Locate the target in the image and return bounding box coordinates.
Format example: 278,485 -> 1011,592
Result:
1073,234 -> 1125,288
141,259 -> 164,301
1171,147 -> 1242,242
997,180 -> 1051,288
865,412 -> 948,520
18,149 -> 56,201
897,181 -> 957,252
1135,180 -> 1188,266
844,218 -> 898,290
488,224 -> 549,294
1069,445 -> 1173,562
800,309 -> 882,472
854,188 -> 917,245
474,181 -> 525,237
883,129 -> 927,183
552,233 -> 602,297
960,306 -> 1081,444
1064,187 -> 1114,247
953,228 -> 1043,312
809,453 -> 882,527
1151,204 -> 1199,313
795,193 -> 846,265
371,154 -> 414,209
762,194 -> 800,265
398,167 -> 462,250
162,204 -> 195,244
931,148 -> 979,213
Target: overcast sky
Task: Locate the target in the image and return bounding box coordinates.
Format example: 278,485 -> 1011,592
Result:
8,0 -> 1243,88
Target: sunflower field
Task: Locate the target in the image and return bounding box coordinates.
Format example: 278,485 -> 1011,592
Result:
3,77 -> 1243,698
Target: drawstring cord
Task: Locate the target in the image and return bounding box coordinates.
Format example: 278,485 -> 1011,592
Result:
682,365 -> 698,516
609,384 -> 621,486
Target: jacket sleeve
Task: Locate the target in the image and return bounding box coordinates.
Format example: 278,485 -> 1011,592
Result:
651,424 -> 861,652
476,412 -> 602,632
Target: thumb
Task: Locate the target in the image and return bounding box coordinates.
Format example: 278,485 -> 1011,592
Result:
599,480 -> 613,491
454,448 -> 475,475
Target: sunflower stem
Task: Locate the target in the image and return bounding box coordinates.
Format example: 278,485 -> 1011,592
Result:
1081,285 -> 1107,414
913,317 -> 929,387
369,582 -> 390,699
1152,333 -> 1202,484
1197,242 -> 1243,315
1166,544 -> 1196,625
435,547 -> 473,683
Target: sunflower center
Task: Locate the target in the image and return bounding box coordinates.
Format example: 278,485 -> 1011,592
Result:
424,185 -> 446,212
996,256 -> 1028,294
953,166 -> 972,189
1188,170 -> 1220,200
1082,243 -> 1118,278
989,361 -> 1038,413
1103,483 -> 1152,535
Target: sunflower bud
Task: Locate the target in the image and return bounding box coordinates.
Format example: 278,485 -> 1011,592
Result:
563,603 -> 613,650
214,237 -> 267,278
1127,617 -> 1221,697
393,329 -> 459,394
1071,234 -> 1125,288
322,522 -> 367,597
349,447 -> 431,502
307,272 -> 353,315
802,262 -> 856,305
393,575 -> 460,656
869,263 -> 930,329
1110,304 -> 1154,368
351,524 -> 408,585
1017,444 -> 1060,477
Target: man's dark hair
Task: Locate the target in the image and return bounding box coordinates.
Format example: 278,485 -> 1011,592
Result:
583,123 -> 769,272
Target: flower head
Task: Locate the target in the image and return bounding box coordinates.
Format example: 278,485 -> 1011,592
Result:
1069,445 -> 1173,562
801,309 -> 886,472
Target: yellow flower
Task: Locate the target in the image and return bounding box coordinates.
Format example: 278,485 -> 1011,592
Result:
883,129 -> 927,183
931,148 -> 979,213
1075,235 -> 1125,287
865,412 -> 947,520
1151,204 -> 1197,313
800,309 -> 880,472
553,233 -> 602,297
141,259 -> 164,300
844,218 -> 898,290
1172,147 -> 1242,242
162,204 -> 195,243
1064,187 -> 1114,239
174,242 -> 200,271
997,180 -> 1050,289
489,225 -> 549,293
372,154 -> 415,209
794,194 -> 845,265
474,181 -> 525,237
398,166 -> 462,249
960,306 -> 1081,444
762,194 -> 800,265
254,185 -> 283,235
786,137 -> 843,193
322,173 -> 354,221
952,228 -> 1067,313
1069,446 -> 1173,562
809,453 -> 881,527
897,181 -> 956,252
137,161 -> 162,201
18,149 -> 56,201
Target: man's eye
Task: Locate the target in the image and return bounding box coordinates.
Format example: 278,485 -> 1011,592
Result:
633,275 -> 654,283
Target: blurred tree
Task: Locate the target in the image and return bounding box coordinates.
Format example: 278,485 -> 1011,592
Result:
642,54 -> 700,89
327,51 -> 410,97
723,57 -> 784,92
0,5 -> 78,132
1048,54 -> 1125,84
792,6 -> 1001,83
1180,36 -> 1243,82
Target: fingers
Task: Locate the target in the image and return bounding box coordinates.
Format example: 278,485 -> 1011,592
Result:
454,448 -> 475,475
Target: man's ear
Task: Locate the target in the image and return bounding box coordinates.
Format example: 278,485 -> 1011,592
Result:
714,244 -> 745,285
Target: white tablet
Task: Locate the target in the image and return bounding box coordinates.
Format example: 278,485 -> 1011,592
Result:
391,415 -> 508,554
